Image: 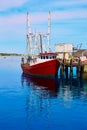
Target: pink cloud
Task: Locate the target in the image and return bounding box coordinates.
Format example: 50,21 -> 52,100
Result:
0,0 -> 28,11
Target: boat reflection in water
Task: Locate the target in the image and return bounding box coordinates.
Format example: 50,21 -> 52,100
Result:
21,73 -> 60,129
21,73 -> 87,130
21,73 -> 84,99
21,73 -> 59,98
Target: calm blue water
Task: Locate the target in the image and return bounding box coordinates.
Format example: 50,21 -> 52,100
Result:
0,56 -> 87,130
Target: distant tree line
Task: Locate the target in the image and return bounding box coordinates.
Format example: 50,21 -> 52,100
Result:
0,53 -> 22,56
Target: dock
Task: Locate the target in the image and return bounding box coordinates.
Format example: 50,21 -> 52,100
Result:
58,58 -> 86,79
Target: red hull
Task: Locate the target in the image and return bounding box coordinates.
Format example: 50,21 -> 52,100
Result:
21,59 -> 60,77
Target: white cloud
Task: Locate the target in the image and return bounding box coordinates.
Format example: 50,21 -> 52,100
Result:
0,14 -> 25,26
28,10 -> 87,24
0,0 -> 28,11
0,9 -> 87,32
0,14 -> 26,41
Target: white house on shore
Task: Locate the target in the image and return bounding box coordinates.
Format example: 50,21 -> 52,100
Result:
55,43 -> 73,59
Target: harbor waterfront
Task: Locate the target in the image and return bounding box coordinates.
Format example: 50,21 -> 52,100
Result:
0,56 -> 87,130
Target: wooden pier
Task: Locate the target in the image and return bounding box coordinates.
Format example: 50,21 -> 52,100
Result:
58,58 -> 85,79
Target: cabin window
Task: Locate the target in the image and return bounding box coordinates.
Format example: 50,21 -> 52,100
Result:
41,56 -> 45,59
46,56 -> 48,59
43,56 -> 45,59
50,56 -> 52,59
40,55 -> 56,59
53,56 -> 56,59
41,56 -> 42,59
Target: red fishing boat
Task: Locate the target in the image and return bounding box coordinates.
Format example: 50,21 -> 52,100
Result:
21,12 -> 60,77
21,52 -> 60,77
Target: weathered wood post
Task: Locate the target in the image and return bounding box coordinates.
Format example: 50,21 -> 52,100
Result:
77,58 -> 81,78
65,66 -> 68,79
80,65 -> 84,78
60,59 -> 65,77
62,59 -> 65,75
70,59 -> 73,77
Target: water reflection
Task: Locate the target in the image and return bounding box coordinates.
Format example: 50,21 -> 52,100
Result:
21,74 -> 87,130
21,74 -> 60,129
21,73 -> 59,98
21,73 -> 86,101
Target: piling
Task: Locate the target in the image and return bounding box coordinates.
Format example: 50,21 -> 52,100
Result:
65,66 -> 68,79
70,59 -> 73,77
58,58 -> 85,79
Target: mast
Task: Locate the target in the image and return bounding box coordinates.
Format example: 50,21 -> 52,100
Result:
25,12 -> 29,55
47,11 -> 51,52
26,12 -> 32,55
25,11 -> 51,55
39,33 -> 43,53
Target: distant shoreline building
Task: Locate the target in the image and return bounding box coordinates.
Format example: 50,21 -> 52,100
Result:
55,43 -> 73,59
73,49 -> 87,61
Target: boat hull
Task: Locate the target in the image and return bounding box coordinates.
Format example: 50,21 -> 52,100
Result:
21,59 -> 60,77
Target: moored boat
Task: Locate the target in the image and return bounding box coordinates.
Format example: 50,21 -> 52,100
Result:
21,12 -> 60,77
21,52 -> 60,77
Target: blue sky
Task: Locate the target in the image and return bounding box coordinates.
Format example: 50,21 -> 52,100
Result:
0,0 -> 87,53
